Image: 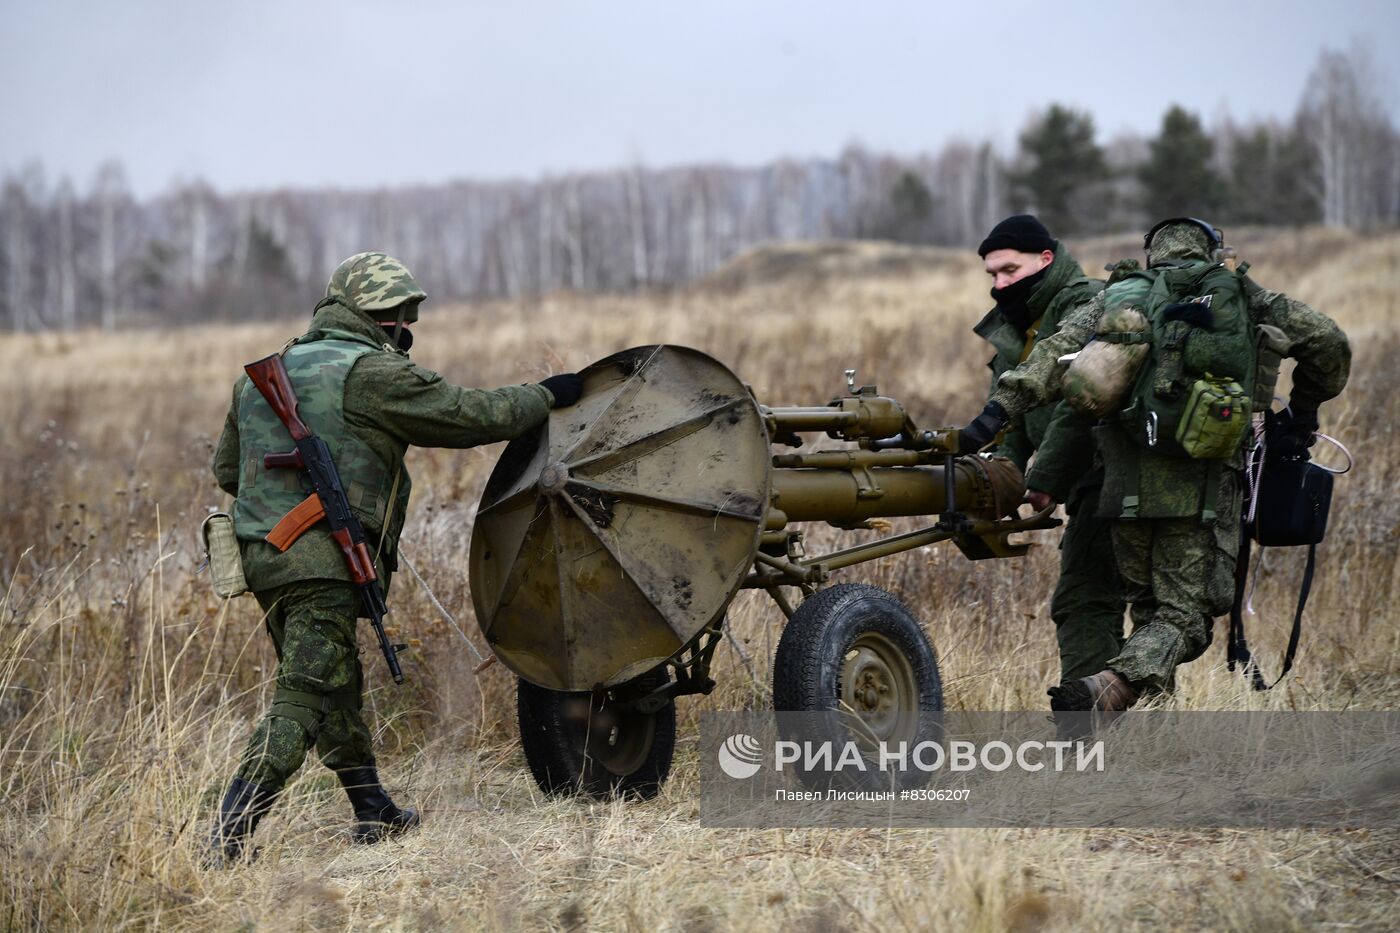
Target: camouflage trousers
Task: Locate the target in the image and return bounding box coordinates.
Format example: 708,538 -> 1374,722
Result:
234,581 -> 375,790
1050,485 -> 1127,681
1106,507 -> 1239,690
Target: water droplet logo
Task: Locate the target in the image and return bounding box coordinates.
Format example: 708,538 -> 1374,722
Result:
718,733 -> 763,779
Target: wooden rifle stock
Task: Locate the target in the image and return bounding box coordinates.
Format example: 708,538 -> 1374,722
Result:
244,355 -> 312,442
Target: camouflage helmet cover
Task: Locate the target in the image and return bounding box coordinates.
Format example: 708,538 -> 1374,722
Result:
1144,218 -> 1221,267
324,252 -> 426,321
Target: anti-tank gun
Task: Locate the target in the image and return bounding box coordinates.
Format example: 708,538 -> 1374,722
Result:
469,345 -> 1058,798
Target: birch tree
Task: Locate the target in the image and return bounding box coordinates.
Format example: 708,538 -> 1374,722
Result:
92,162 -> 131,331
54,178 -> 77,330
1299,44 -> 1394,228
2,179 -> 31,331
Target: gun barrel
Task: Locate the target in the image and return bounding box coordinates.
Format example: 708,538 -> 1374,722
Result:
764,407 -> 860,433
763,395 -> 911,441
357,580 -> 404,685
772,449 -> 923,469
770,465 -> 954,524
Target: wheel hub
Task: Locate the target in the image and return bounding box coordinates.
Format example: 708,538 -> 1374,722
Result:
840,631 -> 919,747
558,693 -> 657,776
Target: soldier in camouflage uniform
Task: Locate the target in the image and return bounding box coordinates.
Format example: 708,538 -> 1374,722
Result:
970,216 -> 1126,688
208,252 -> 583,862
959,220 -> 1349,709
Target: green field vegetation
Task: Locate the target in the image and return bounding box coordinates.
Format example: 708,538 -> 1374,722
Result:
2,227 -> 1397,930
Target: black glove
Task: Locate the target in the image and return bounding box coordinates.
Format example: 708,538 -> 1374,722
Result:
540,373 -> 583,408
958,401 -> 1008,455
1161,300 -> 1214,330
1269,403 -> 1319,459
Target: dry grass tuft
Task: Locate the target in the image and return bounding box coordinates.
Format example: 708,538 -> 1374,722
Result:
2,227 -> 1398,929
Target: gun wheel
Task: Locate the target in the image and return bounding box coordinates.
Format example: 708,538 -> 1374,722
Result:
773,583 -> 942,789
516,670 -> 675,800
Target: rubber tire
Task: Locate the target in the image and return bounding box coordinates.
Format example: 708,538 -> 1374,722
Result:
516,670 -> 676,800
772,583 -> 943,790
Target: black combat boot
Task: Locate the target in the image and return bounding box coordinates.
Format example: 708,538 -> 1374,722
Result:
337,767 -> 421,844
207,777 -> 280,867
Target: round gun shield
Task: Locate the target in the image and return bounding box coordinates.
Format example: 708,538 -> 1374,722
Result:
469,345 -> 772,691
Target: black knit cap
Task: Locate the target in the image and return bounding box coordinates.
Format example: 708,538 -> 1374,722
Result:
978,214 -> 1056,258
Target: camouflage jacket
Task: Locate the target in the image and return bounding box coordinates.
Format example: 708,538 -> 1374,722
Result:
992,270 -> 1350,518
1242,278 -> 1352,412
232,333 -> 411,565
212,302 -> 553,593
1024,400 -> 1102,508
974,244 -> 1101,474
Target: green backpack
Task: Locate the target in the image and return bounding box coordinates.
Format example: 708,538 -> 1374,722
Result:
1108,260 -> 1256,460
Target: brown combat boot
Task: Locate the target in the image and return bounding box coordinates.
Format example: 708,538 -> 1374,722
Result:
1048,669 -> 1140,713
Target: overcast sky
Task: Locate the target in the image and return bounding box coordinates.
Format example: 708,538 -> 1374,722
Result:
3,0 -> 1397,198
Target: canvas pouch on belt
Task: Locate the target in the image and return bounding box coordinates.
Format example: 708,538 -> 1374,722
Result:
202,512 -> 249,598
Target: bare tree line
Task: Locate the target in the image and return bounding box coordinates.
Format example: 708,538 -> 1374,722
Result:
1,45 -> 1395,332
1300,48 -> 1400,228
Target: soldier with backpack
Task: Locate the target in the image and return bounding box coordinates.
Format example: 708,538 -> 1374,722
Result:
957,219 -> 1349,710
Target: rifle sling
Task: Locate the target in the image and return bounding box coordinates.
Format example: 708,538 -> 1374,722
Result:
375,466 -> 403,567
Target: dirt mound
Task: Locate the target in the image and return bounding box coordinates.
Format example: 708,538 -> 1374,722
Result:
701,228 -> 1374,296
700,239 -> 964,291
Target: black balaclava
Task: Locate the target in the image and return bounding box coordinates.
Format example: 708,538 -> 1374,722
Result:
980,214 -> 1056,333
990,265 -> 1050,333
380,324 -> 414,352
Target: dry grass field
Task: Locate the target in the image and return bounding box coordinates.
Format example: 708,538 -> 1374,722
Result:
2,227 -> 1398,930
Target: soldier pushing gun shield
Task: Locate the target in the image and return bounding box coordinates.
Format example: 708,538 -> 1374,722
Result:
206,251 -> 582,864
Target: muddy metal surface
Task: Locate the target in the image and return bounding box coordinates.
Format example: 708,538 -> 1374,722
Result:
469,345 -> 771,691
